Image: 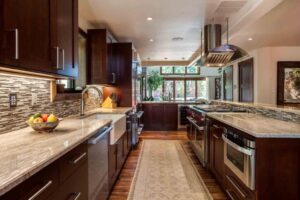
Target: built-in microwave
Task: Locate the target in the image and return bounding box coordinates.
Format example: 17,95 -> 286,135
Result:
222,128 -> 256,190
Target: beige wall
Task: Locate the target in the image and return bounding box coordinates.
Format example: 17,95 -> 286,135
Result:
228,46 -> 300,105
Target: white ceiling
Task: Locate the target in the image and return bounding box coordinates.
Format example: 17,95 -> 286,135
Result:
79,0 -> 298,64
229,0 -> 300,51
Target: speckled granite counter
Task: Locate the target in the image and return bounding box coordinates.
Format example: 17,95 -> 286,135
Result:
86,107 -> 133,114
0,116 -> 112,196
207,113 -> 300,138
139,101 -> 198,104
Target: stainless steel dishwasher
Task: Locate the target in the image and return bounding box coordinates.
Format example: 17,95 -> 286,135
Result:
88,125 -> 113,200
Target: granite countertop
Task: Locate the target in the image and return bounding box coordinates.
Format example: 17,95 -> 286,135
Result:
139,101 -> 198,104
212,100 -> 300,115
0,115 -> 112,196
86,107 -> 133,114
207,113 -> 300,138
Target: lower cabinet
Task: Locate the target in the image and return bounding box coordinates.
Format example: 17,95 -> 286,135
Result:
141,103 -> 178,131
208,120 -> 225,186
108,131 -> 131,190
0,143 -> 88,200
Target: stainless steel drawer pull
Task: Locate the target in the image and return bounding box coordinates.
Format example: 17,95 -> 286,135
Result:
28,180 -> 53,200
61,49 -> 65,70
226,175 -> 247,198
69,152 -> 87,165
54,46 -> 59,69
225,189 -> 236,200
70,192 -> 81,200
212,124 -> 220,129
14,29 -> 19,60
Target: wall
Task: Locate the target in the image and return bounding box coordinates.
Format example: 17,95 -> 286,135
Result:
226,46 -> 300,105
0,74 -> 100,134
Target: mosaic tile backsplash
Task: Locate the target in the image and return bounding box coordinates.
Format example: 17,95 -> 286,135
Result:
0,75 -> 98,134
212,101 -> 300,124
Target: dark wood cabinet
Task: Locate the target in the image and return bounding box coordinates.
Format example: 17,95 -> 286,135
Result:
141,103 -> 178,131
208,120 -> 225,185
108,131 -> 131,190
238,58 -> 253,102
87,29 -> 115,85
0,0 -> 78,77
54,0 -> 78,77
0,142 -> 88,200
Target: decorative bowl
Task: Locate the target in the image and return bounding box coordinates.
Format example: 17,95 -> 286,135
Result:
27,120 -> 60,133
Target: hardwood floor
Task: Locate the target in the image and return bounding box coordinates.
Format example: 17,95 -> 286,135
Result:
108,131 -> 227,200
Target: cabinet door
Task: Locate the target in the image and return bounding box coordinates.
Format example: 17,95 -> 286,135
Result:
151,104 -> 164,130
163,104 -> 178,130
108,144 -> 117,188
123,131 -> 129,157
116,137 -> 124,172
53,0 -> 78,77
0,0 -> 18,66
87,29 -> 109,84
0,0 -> 54,72
141,104 -> 152,130
209,123 -> 225,185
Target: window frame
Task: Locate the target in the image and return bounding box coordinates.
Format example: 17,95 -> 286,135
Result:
160,66 -> 200,75
162,77 -> 206,101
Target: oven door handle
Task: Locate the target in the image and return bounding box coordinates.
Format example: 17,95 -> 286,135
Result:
222,134 -> 254,156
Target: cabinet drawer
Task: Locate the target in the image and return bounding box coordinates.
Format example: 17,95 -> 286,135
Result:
225,168 -> 255,200
58,162 -> 88,200
23,162 -> 59,200
59,142 -> 88,183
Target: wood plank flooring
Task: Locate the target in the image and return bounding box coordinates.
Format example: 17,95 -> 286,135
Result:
108,131 -> 227,200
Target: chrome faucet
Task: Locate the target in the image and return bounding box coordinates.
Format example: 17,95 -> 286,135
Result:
80,86 -> 103,116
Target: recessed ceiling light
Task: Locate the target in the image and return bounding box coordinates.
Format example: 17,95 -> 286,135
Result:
248,37 -> 253,41
172,37 -> 184,41
182,57 -> 185,60
149,39 -> 154,42
164,57 -> 168,60
147,17 -> 153,21
147,57 -> 151,60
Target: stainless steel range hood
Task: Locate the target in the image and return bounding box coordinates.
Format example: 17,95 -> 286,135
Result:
197,23 -> 248,67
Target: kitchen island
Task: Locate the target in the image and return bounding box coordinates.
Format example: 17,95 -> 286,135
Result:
206,112 -> 300,200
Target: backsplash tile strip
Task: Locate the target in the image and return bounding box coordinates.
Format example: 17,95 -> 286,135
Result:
212,101 -> 300,124
0,75 -> 100,134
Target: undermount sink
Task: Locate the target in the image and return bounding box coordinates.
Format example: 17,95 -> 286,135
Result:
81,113 -> 126,145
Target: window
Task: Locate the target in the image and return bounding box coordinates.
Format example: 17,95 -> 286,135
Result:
161,66 -> 173,74
174,66 -> 185,74
187,66 -> 199,74
164,80 -> 174,100
197,79 -> 208,99
161,66 -> 200,75
175,80 -> 185,100
152,85 -> 163,100
186,80 -> 196,100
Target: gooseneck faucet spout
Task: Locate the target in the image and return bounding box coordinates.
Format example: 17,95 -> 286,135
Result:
80,86 -> 103,116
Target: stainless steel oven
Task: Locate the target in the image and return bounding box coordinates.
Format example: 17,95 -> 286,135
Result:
222,128 -> 255,190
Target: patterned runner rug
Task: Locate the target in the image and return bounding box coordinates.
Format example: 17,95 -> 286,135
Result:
128,140 -> 212,200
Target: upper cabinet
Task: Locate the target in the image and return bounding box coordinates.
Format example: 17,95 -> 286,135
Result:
0,0 -> 78,78
87,29 -> 116,85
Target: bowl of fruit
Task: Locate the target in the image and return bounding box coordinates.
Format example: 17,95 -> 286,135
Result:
27,113 -> 60,133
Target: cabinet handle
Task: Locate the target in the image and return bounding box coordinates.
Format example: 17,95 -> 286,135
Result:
28,180 -> 53,200
226,175 -> 247,198
111,73 -> 116,83
61,49 -> 65,70
225,189 -> 236,200
13,29 -> 19,60
212,124 -> 220,129
213,134 -> 220,140
69,152 -> 87,165
69,192 -> 81,200
54,46 -> 59,69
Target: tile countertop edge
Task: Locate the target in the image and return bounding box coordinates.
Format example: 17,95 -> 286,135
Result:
0,118 -> 112,196
206,113 -> 300,139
